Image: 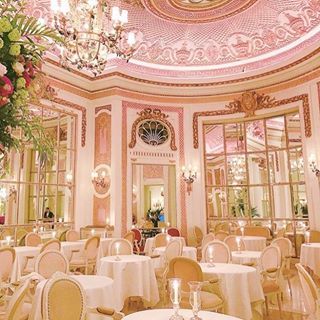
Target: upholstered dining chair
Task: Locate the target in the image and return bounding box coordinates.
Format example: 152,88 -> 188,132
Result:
296,263 -> 320,318
131,228 -> 144,254
154,233 -> 169,248
41,274 -> 123,320
66,230 -> 80,242
224,235 -> 245,252
214,231 -> 229,241
166,257 -> 224,312
259,245 -> 282,316
167,227 -> 180,237
155,239 -> 183,304
109,239 -> 133,256
0,247 -> 15,284
69,236 -> 100,275
35,250 -> 69,279
193,226 -> 204,248
25,232 -> 41,247
310,230 -> 320,243
124,231 -> 135,244
201,233 -> 215,249
276,228 -> 286,238
202,240 -> 231,264
1,279 -> 32,320
272,237 -> 294,296
40,239 -> 61,253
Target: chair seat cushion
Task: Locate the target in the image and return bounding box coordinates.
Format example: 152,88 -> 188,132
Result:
180,291 -> 223,310
262,280 -> 281,294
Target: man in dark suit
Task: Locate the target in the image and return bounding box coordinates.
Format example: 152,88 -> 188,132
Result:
43,207 -> 54,221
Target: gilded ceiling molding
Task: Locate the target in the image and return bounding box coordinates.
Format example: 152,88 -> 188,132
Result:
193,93 -> 311,148
52,97 -> 87,147
44,46 -> 320,86
129,108 -> 178,151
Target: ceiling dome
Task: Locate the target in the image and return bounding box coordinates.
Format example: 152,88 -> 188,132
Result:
27,0 -> 320,83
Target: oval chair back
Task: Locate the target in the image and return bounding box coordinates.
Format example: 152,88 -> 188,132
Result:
214,231 -> 229,241
271,237 -> 292,260
165,239 -> 183,264
41,239 -> 61,253
193,226 -> 204,247
42,274 -> 86,320
224,235 -> 245,252
35,250 -> 69,279
167,257 -> 203,292
84,236 -> 100,261
167,227 -> 180,237
296,263 -> 320,316
154,233 -> 169,248
202,240 -> 231,263
260,245 -> 281,272
25,232 -> 41,247
0,247 -> 15,283
109,239 -> 133,256
66,230 -> 80,242
201,233 -> 215,249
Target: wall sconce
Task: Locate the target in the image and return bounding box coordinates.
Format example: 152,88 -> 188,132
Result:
309,154 -> 320,177
0,185 -> 17,202
91,170 -> 107,188
66,172 -> 73,189
181,165 -> 197,195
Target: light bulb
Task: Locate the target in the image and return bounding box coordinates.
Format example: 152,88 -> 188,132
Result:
51,0 -> 59,12
120,10 -> 128,24
112,6 -> 120,22
127,32 -> 136,46
60,0 -> 70,14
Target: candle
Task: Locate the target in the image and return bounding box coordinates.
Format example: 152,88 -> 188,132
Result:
172,279 -> 179,304
167,222 -> 170,227
305,231 -> 310,244
193,291 -> 198,307
106,217 -> 110,225
33,227 -> 37,233
161,228 -> 165,233
208,246 -> 213,259
58,217 -> 63,223
115,242 -> 120,255
166,235 -> 171,243
5,236 -> 11,246
236,237 -> 241,251
91,229 -> 95,236
52,231 -> 57,238
240,227 -> 244,237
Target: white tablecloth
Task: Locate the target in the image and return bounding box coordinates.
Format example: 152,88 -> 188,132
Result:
152,246 -> 197,268
60,241 -> 84,260
200,263 -> 264,320
11,246 -> 41,282
300,243 -> 320,276
231,251 -> 261,266
144,236 -> 186,256
123,309 -> 242,320
29,275 -> 118,319
97,255 -> 159,309
242,236 -> 266,251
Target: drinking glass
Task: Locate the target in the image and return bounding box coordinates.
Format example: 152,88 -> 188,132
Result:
188,281 -> 202,320
168,278 -> 184,320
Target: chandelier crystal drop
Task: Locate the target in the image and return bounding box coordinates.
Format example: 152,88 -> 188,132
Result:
50,0 -> 137,75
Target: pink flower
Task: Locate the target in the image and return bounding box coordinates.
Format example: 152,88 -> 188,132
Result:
0,63 -> 7,77
0,96 -> 9,107
0,76 -> 14,97
25,61 -> 35,78
23,71 -> 31,87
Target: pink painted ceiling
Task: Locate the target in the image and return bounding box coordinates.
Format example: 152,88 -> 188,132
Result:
27,0 -> 320,80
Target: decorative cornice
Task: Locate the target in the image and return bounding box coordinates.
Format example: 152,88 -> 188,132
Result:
193,93 -> 311,148
129,108 -> 177,151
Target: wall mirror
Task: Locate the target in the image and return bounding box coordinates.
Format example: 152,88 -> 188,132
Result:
132,164 -> 177,228
204,111 -> 308,230
0,104 -> 77,225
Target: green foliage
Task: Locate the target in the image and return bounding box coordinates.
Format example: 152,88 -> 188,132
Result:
0,0 -> 63,161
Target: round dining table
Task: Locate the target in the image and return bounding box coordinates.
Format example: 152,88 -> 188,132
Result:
11,246 -> 41,282
97,255 -> 159,310
123,309 -> 242,320
241,236 -> 266,251
152,246 -> 197,268
231,250 -> 261,266
29,275 -> 118,319
300,243 -> 320,276
200,263 -> 264,320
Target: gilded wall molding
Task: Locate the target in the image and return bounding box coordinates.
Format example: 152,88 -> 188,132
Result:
128,108 -> 178,151
95,105 -> 112,115
193,93 -> 311,148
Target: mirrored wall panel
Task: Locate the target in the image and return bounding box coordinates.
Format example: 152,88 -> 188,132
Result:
0,104 -> 77,225
132,164 -> 177,228
204,111 -> 307,227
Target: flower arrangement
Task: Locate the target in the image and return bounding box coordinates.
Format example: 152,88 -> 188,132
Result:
0,0 -> 62,163
147,207 -> 164,228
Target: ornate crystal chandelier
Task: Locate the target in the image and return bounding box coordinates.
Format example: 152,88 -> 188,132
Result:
50,0 -> 136,75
